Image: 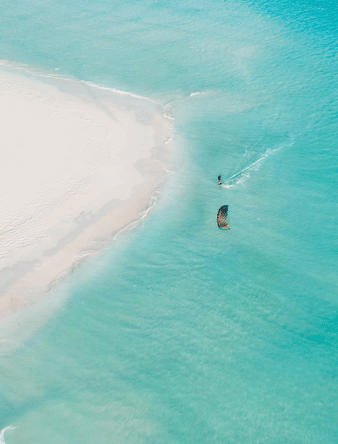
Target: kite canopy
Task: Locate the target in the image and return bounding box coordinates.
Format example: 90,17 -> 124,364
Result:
217,205 -> 230,230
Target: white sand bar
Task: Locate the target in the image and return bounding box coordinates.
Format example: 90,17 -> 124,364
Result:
0,65 -> 173,318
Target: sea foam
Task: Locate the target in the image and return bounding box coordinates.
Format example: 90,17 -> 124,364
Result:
0,427 -> 15,444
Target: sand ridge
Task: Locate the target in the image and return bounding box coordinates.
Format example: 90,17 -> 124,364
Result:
0,65 -> 173,319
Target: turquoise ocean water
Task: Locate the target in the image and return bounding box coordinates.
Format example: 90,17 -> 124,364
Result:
0,0 -> 337,442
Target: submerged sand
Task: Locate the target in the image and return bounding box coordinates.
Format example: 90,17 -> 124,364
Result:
0,64 -> 173,319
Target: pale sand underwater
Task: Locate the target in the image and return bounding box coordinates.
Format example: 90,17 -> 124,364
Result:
0,65 -> 173,320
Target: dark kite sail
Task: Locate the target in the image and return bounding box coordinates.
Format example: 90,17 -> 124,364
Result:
217,205 -> 230,230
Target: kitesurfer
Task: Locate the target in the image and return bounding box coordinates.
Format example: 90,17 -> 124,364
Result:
218,175 -> 222,185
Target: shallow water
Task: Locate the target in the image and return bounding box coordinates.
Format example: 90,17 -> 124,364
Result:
0,0 -> 337,442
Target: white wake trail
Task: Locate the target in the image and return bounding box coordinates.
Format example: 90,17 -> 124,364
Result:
222,149 -> 273,188
222,139 -> 294,189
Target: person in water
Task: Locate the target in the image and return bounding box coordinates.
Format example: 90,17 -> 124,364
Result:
218,175 -> 222,185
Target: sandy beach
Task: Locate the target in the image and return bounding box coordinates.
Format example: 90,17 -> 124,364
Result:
0,65 -> 172,319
